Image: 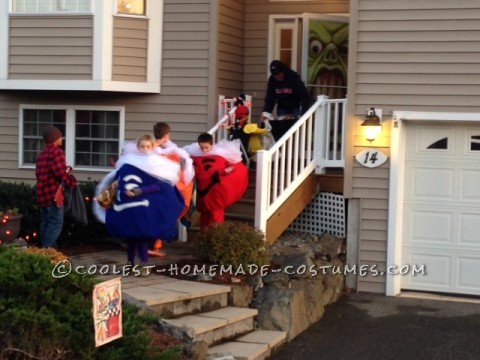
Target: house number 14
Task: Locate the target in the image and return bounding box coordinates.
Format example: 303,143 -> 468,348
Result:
355,149 -> 388,168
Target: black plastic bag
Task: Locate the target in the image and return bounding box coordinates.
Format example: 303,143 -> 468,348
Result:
64,185 -> 88,225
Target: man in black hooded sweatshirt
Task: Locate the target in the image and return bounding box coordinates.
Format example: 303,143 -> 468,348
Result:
261,60 -> 310,141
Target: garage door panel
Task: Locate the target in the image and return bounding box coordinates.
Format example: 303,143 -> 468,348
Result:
409,168 -> 454,200
458,213 -> 480,246
413,126 -> 455,155
458,257 -> 480,289
461,170 -> 480,200
407,209 -> 452,244
402,252 -> 451,288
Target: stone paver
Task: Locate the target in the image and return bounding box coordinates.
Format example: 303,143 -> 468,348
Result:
235,330 -> 287,349
198,306 -> 258,324
152,280 -> 230,298
122,286 -> 191,306
164,314 -> 229,335
208,342 -> 269,360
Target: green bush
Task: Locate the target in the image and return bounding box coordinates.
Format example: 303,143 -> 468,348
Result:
0,180 -> 109,246
0,246 -> 183,360
195,221 -> 271,268
0,246 -> 98,359
0,181 -> 39,241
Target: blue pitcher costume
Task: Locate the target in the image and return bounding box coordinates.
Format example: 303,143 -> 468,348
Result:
94,151 -> 184,240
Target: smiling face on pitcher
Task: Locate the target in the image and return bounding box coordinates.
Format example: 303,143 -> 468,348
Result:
192,154 -> 248,212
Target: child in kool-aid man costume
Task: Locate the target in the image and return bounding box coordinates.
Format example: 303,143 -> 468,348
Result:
94,135 -> 184,271
183,133 -> 249,230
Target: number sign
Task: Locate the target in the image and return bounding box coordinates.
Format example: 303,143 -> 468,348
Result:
355,149 -> 388,168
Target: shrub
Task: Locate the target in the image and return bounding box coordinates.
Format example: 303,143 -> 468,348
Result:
0,246 -> 98,359
195,221 -> 270,268
0,180 -> 110,246
0,246 -> 183,360
0,181 -> 39,241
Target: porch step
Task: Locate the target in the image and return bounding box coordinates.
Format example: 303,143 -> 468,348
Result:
208,330 -> 287,360
224,212 -> 254,225
162,306 -> 258,346
226,198 -> 255,217
122,278 -> 231,318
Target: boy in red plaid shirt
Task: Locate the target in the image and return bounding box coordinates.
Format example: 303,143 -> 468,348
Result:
35,126 -> 76,248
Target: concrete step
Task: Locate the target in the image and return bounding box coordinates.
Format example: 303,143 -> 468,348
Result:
208,330 -> 287,360
162,306 -> 258,346
122,277 -> 231,318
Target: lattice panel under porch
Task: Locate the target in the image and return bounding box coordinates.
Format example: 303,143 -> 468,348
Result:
289,192 -> 345,238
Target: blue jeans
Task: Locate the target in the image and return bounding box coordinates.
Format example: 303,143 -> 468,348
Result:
40,205 -> 64,248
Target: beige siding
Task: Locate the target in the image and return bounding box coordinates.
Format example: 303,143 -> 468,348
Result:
345,0 -> 480,293
244,0 -> 349,115
8,16 -> 93,80
0,0 -> 215,184
161,0 -> 214,132
112,17 -> 148,82
217,0 -> 245,97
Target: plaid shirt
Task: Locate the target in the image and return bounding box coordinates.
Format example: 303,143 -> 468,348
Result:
35,144 -> 76,208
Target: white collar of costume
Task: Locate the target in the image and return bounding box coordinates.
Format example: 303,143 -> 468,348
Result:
182,138 -> 243,164
115,151 -> 180,185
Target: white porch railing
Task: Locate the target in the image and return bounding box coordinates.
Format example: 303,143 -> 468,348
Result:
207,94 -> 347,238
254,95 -> 347,235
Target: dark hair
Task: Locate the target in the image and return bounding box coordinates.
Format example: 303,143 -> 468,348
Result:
153,122 -> 171,140
197,132 -> 213,145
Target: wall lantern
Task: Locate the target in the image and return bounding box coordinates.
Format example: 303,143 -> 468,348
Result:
361,107 -> 382,142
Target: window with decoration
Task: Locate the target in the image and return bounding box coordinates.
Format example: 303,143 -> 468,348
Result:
117,0 -> 146,15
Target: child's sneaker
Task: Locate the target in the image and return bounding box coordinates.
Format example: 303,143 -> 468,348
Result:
153,239 -> 163,251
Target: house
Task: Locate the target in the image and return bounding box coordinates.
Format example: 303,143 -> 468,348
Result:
1,0 -> 479,299
345,0 -> 480,297
0,0 -> 349,183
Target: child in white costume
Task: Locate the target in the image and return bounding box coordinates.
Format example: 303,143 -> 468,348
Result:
183,138 -> 243,164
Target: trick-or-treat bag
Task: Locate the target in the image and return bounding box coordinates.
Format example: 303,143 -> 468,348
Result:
64,184 -> 88,225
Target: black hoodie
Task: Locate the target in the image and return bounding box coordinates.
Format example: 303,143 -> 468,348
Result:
263,61 -> 310,115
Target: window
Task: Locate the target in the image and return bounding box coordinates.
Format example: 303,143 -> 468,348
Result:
117,0 -> 146,15
270,17 -> 299,73
426,138 -> 448,150
20,105 -> 124,170
471,135 -> 480,151
11,0 -> 91,13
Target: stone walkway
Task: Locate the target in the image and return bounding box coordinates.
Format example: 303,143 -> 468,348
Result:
69,241 -> 287,359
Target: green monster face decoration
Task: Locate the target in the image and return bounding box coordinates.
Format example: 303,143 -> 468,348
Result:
308,21 -> 348,100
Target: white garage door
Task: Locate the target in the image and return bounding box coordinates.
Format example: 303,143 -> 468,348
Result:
402,123 -> 480,296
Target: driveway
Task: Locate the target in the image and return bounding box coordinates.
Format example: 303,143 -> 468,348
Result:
271,292 -> 480,360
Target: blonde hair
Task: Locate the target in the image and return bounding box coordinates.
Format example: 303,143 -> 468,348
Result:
136,134 -> 156,149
